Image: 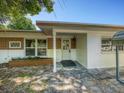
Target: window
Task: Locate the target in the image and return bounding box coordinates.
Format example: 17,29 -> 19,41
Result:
37,39 -> 47,56
25,39 -> 47,56
101,38 -> 112,52
26,39 -> 35,56
101,38 -> 124,52
26,39 -> 35,47
9,41 -> 21,48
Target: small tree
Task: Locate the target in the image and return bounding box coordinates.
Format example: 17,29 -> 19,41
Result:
0,0 -> 54,23
7,16 -> 36,30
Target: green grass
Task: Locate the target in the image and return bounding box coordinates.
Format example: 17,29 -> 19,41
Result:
17,73 -> 33,77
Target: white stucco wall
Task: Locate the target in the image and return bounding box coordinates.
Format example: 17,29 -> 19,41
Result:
76,34 -> 87,67
87,31 -> 124,69
70,49 -> 77,61
87,32 -> 101,68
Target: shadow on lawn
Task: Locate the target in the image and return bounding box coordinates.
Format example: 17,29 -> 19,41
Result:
0,66 -> 89,93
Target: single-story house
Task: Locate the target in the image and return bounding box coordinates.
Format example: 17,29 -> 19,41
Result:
0,21 -> 124,72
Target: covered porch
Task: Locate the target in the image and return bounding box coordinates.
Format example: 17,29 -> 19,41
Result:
52,29 -> 87,72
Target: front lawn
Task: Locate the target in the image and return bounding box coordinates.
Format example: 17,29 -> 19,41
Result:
0,65 -> 124,93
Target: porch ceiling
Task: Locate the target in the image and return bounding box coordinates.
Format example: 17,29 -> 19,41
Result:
56,32 -> 85,36
42,28 -> 86,36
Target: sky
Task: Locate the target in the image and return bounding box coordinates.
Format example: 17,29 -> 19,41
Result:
29,0 -> 124,27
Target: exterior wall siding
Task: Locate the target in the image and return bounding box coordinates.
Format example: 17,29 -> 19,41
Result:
0,50 -> 25,63
1,30 -> 123,69
0,37 -> 24,50
48,38 -> 61,49
71,38 -> 76,49
47,49 -> 76,62
48,38 -> 76,49
0,32 -> 77,63
87,32 -> 101,68
76,34 -> 87,67
0,37 -> 24,63
87,31 -> 124,69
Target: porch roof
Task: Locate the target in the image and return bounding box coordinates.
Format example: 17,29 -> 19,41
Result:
36,21 -> 124,32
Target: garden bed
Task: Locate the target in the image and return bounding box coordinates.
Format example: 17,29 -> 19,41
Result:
9,57 -> 53,67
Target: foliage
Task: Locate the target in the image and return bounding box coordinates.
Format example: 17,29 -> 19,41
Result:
18,73 -> 33,77
0,24 -> 6,29
0,0 -> 54,23
7,16 -> 36,30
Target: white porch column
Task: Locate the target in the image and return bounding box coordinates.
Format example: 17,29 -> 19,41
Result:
53,31 -> 57,72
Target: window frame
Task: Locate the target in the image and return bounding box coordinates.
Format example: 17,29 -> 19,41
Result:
25,38 -> 47,57
25,39 -> 35,56
101,38 -> 112,52
9,41 -> 21,49
101,37 -> 124,53
37,39 -> 47,56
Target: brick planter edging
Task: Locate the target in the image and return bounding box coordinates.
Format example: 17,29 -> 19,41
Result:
9,58 -> 53,67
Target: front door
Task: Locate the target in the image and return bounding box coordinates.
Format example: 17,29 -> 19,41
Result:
62,39 -> 71,60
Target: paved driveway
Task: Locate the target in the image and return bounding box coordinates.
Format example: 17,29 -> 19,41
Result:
0,65 -> 124,93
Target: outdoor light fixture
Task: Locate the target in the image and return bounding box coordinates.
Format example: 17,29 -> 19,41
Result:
72,36 -> 76,41
112,31 -> 124,84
